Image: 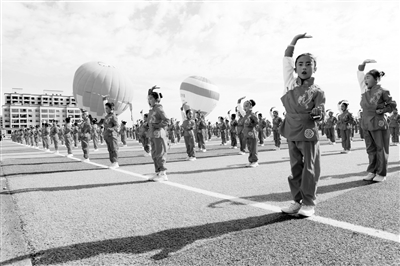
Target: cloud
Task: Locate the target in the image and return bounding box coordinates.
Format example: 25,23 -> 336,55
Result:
2,1 -> 399,123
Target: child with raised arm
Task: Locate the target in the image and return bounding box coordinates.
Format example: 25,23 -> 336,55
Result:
280,33 -> 325,217
181,103 -> 196,161
357,59 -> 397,182
238,99 -> 259,167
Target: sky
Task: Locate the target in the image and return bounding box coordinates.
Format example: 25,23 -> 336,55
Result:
2,0 -> 399,125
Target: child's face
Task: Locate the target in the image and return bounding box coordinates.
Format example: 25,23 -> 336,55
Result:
243,101 -> 252,112
341,104 -> 347,111
295,55 -> 316,80
147,95 -> 156,107
187,110 -> 193,119
364,74 -> 378,89
105,105 -> 111,114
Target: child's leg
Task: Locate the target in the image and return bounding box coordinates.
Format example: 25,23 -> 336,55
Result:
368,129 -> 389,176
363,130 -> 377,174
246,137 -> 258,163
288,141 -> 320,206
150,135 -> 168,173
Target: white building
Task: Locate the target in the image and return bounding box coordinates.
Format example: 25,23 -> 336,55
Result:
2,92 -> 82,135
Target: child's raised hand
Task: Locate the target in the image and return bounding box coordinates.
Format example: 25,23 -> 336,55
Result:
237,96 -> 246,104
295,33 -> 312,40
363,59 -> 377,64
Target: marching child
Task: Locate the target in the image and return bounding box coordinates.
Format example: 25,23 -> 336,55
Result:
325,110 -> 337,144
270,107 -> 283,150
238,99 -> 259,167
139,114 -> 151,156
103,101 -> 120,169
147,86 -> 169,181
337,100 -> 353,153
230,113 -> 238,149
181,103 -> 196,161
357,59 -> 397,182
218,117 -> 227,145
280,33 -> 325,217
64,117 -> 74,157
80,110 -> 92,162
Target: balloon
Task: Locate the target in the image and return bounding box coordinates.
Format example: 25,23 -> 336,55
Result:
73,61 -> 134,120
180,76 -> 220,117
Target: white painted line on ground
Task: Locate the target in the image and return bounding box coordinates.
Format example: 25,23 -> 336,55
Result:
4,141 -> 400,244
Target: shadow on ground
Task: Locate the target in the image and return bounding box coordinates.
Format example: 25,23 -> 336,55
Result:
0,213 -> 295,265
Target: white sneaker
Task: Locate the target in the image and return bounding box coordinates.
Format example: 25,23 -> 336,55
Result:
373,175 -> 386,182
261,144 -> 265,147
275,147 -> 280,151
109,162 -> 119,169
249,162 -> 259,167
82,158 -> 90,162
281,202 -> 301,214
148,173 -> 159,181
233,146 -> 237,149
66,154 -> 73,158
94,149 -> 99,152
238,151 -> 245,155
298,205 -> 315,217
332,142 -> 336,145
202,149 -> 206,152
363,172 -> 376,181
152,171 -> 168,182
144,152 -> 151,157
188,157 -> 197,161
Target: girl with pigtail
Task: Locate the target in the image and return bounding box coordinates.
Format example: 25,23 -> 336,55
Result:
237,98 -> 259,167
147,86 -> 170,181
357,59 -> 397,182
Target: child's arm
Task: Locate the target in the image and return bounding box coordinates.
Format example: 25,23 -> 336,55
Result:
357,59 -> 376,93
237,97 -> 246,117
283,33 -> 312,94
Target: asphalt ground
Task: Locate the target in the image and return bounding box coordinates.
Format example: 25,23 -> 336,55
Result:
0,134 -> 399,266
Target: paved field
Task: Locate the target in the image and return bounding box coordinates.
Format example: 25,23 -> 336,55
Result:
1,135 -> 399,266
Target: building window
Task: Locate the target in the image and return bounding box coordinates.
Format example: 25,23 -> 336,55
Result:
49,115 -> 55,118
42,115 -> 48,118
41,109 -> 48,113
11,109 -> 18,112
49,110 -> 55,113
